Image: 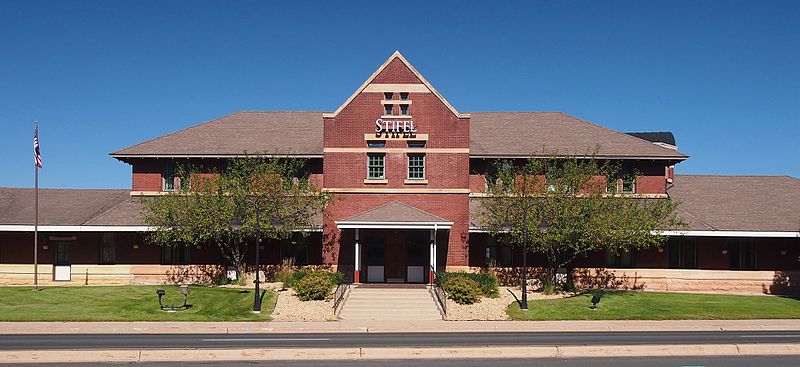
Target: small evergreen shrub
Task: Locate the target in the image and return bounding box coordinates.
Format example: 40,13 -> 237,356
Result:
437,271 -> 499,298
444,277 -> 481,305
294,272 -> 334,301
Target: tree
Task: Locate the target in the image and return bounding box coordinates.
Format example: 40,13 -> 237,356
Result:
141,156 -> 331,279
481,156 -> 683,288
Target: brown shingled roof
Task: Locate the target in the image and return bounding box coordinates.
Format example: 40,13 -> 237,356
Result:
468,112 -> 687,159
339,201 -> 449,223
668,175 -> 800,232
110,111 -> 688,160
0,188 -> 132,226
111,111 -> 324,157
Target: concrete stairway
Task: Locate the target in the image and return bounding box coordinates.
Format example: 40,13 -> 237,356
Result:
338,285 -> 443,320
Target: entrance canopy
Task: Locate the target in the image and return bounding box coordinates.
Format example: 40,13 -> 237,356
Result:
335,201 -> 453,230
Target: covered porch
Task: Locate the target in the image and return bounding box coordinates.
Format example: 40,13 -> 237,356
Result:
335,201 -> 452,284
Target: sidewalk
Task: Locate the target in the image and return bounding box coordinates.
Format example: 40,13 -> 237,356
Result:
3,319 -> 800,334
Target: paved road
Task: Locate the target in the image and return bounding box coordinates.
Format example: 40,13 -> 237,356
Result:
4,356 -> 800,367
2,330 -> 800,350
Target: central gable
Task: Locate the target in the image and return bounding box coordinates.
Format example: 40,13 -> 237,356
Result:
323,51 -> 468,119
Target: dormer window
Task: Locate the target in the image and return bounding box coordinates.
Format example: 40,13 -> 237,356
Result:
400,92 -> 409,100
384,104 -> 393,115
400,104 -> 409,116
384,92 -> 394,100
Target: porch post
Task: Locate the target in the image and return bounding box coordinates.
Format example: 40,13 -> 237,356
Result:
429,225 -> 437,285
354,228 -> 361,284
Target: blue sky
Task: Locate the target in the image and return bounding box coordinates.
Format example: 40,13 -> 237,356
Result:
1,1 -> 798,188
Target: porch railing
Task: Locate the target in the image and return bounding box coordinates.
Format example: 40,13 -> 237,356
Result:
332,282 -> 350,314
431,269 -> 447,317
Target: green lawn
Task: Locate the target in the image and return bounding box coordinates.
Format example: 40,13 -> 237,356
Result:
0,285 -> 277,321
507,291 -> 800,320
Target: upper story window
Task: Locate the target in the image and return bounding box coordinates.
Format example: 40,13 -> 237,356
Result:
367,141 -> 386,148
367,154 -> 385,180
407,154 -> 425,180
384,104 -> 393,115
384,92 -> 394,100
400,92 -> 409,100
400,104 -> 409,116
163,162 -> 177,191
621,175 -> 636,193
407,141 -> 425,148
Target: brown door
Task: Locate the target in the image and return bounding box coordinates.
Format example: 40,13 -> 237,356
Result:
384,232 -> 407,281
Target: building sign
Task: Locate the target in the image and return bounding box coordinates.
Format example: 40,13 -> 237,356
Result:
375,118 -> 418,138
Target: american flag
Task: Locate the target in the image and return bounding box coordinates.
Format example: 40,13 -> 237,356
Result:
34,123 -> 42,168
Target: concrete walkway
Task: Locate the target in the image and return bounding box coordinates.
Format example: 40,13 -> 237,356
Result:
2,319 -> 800,334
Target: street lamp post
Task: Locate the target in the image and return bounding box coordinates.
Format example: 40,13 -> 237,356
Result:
231,214 -> 284,314
502,205 -> 549,312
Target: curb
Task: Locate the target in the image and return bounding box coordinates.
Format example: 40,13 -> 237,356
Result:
2,344 -> 800,363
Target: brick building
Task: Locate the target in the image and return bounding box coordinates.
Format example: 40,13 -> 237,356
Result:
1,52 -> 798,293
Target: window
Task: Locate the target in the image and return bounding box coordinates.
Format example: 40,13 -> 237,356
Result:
400,92 -> 409,100
407,154 -> 425,179
367,154 -> 385,179
605,249 -> 634,268
384,92 -> 393,100
162,244 -> 190,265
101,233 -> 116,264
280,236 -> 309,265
367,141 -> 385,148
668,237 -> 696,269
163,161 -> 190,192
727,238 -> 756,269
407,141 -> 425,148
485,236 -> 513,267
400,104 -> 409,115
384,104 -> 393,115
163,162 -> 177,191
621,175 -> 636,193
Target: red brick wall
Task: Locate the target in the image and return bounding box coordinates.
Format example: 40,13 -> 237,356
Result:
321,55 -> 471,268
132,160 -> 162,192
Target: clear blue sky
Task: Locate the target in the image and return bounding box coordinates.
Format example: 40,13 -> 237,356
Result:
1,1 -> 798,188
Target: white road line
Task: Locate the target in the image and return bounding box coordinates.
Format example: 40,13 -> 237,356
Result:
202,338 -> 331,342
739,335 -> 800,338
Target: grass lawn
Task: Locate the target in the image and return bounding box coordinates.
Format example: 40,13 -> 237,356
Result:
0,285 -> 277,321
507,291 -> 800,320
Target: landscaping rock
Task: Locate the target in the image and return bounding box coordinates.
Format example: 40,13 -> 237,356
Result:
445,286 -> 571,321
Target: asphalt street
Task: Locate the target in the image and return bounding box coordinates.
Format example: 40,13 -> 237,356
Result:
4,356 -> 800,367
2,330 -> 800,350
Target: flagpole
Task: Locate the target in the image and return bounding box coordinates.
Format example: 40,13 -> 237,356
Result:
33,121 -> 39,291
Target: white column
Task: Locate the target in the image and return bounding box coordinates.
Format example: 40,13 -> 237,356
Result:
354,228 -> 361,283
429,226 -> 437,284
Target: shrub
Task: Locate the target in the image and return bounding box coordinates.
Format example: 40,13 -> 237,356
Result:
443,277 -> 480,305
294,272 -> 334,301
437,271 -> 499,298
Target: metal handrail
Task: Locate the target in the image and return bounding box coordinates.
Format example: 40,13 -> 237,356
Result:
332,282 -> 350,313
431,269 -> 447,316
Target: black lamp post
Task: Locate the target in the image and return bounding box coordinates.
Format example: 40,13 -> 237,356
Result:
502,208 -> 549,312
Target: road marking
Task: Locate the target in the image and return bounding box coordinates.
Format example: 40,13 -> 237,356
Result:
202,338 -> 331,342
739,335 -> 800,338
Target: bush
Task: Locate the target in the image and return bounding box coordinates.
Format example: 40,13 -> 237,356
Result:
282,269 -> 344,289
294,272 -> 335,301
443,277 -> 480,305
437,271 -> 499,298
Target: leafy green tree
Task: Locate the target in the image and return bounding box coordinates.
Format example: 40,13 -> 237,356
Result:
141,156 -> 331,278
481,156 -> 683,288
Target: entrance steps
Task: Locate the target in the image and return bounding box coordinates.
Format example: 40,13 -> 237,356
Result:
337,285 -> 443,320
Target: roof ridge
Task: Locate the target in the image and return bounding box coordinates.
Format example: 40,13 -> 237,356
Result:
110,111 -> 242,156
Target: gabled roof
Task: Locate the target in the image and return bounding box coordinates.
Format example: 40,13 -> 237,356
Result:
322,51 -> 469,119
111,111 -> 324,158
468,112 -> 687,160
336,201 -> 452,229
667,175 -> 800,232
